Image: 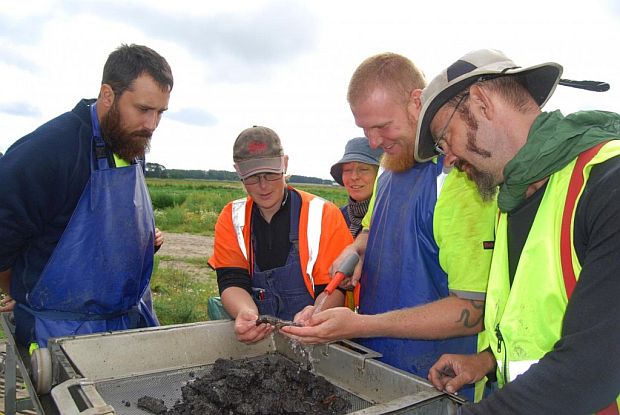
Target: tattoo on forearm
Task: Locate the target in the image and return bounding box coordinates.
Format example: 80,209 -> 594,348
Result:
456,300 -> 484,328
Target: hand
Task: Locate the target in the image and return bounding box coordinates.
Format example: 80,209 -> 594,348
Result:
154,227 -> 164,248
280,307 -> 357,344
329,245 -> 364,288
428,351 -> 496,394
0,294 -> 15,312
234,308 -> 274,344
293,305 -> 316,325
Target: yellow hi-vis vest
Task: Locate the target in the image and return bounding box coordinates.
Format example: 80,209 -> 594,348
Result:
485,141 -> 620,413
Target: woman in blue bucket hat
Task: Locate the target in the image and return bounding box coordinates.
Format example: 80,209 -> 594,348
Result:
330,137 -> 383,238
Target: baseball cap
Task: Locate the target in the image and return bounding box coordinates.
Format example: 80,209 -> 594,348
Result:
415,49 -> 563,162
330,137 -> 383,185
233,126 -> 285,179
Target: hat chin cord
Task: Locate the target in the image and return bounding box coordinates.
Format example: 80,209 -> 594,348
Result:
559,78 -> 609,92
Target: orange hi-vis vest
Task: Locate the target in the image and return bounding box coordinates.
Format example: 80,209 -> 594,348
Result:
208,187 -> 353,297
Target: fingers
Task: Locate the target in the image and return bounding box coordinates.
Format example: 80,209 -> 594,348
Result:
348,257 -> 364,287
279,325 -> 323,344
330,245 -> 364,289
428,353 -> 489,394
428,362 -> 461,393
329,245 -> 357,276
293,305 -> 315,325
280,308 -> 344,344
278,329 -> 303,343
154,228 -> 164,248
237,323 -> 273,344
235,311 -> 273,344
339,277 -> 353,289
280,311 -> 329,343
0,295 -> 15,312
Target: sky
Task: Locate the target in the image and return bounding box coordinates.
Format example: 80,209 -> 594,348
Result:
1,0 -> 619,180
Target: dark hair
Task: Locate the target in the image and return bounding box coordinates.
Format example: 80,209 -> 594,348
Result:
480,76 -> 534,113
102,44 -> 173,97
446,76 -> 534,118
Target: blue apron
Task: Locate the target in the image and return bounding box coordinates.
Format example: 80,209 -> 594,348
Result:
359,159 -> 477,401
250,190 -> 314,321
16,103 -> 158,348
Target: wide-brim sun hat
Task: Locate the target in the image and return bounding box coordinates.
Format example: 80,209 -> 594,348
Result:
330,137 -> 384,185
415,49 -> 563,162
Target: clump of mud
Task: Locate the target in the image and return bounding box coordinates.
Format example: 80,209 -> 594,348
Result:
142,354 -> 351,415
137,396 -> 167,414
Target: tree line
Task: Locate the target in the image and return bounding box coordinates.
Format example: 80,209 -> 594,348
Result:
145,162 -> 334,185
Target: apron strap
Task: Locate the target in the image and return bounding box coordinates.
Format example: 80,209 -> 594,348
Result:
89,102 -> 111,171
288,189 -> 302,247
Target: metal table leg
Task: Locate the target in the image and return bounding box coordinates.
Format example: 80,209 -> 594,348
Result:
1,312 -> 40,414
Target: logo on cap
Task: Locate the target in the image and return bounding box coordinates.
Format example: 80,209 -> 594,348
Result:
248,140 -> 268,154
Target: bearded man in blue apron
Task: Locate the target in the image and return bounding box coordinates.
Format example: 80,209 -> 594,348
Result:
0,44 -> 173,349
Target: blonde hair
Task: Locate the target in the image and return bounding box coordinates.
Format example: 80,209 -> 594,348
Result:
347,53 -> 426,107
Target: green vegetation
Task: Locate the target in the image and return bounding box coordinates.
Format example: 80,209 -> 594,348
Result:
149,179 -> 245,235
150,256 -> 218,325
148,178 -> 348,236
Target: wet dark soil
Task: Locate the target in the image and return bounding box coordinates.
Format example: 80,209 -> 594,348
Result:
137,396 -> 168,414
140,354 -> 351,415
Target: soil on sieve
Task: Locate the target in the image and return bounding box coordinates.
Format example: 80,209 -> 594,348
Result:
139,354 -> 351,415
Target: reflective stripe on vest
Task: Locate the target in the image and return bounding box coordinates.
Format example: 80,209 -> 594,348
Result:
497,359 -> 539,382
232,199 -> 248,260
230,196 -> 324,286
305,197 -> 325,290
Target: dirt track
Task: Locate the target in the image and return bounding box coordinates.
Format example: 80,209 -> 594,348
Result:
156,233 -> 214,280
157,232 -> 214,258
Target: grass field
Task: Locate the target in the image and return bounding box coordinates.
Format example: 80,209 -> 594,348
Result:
150,256 -> 216,325
147,178 -> 349,235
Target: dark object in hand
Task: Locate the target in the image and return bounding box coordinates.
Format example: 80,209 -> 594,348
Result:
256,315 -> 302,329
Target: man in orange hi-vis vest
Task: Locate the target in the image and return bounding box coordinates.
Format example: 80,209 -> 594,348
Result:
208,126 -> 353,344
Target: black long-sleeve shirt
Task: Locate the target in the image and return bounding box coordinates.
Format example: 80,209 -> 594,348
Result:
463,157 -> 620,414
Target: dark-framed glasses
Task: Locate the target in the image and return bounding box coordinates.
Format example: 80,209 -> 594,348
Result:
242,172 -> 284,185
433,92 -> 469,155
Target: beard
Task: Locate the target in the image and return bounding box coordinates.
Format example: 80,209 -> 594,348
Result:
455,112 -> 498,201
381,140 -> 415,172
100,103 -> 152,162
457,160 -> 498,202
381,116 -> 417,173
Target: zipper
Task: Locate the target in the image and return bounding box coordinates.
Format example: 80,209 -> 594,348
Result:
495,324 -> 508,385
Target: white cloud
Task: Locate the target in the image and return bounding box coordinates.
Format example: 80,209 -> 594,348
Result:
1,0 -> 619,178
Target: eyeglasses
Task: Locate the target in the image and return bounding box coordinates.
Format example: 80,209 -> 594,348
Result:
433,92 -> 469,156
242,172 -> 284,185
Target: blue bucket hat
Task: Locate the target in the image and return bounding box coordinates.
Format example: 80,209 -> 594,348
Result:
330,137 -> 383,185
